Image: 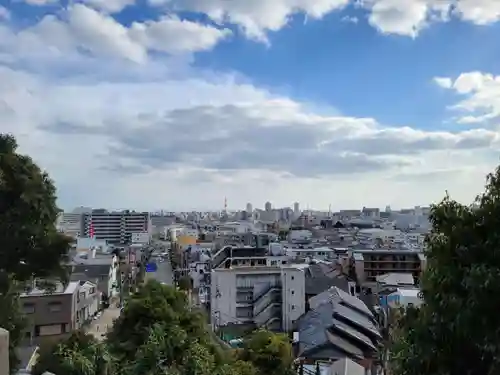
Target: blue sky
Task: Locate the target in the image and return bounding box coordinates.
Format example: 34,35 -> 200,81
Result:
1,0 -> 500,211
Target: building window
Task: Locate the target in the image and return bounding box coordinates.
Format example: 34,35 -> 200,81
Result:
291,290 -> 295,295
48,302 -> 62,312
291,305 -> 296,310
291,276 -> 294,280
22,303 -> 35,314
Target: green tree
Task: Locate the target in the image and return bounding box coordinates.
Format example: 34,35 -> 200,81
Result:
178,275 -> 192,291
32,331 -> 111,375
391,166 -> 500,375
237,329 -> 295,375
0,134 -> 71,371
108,280 -> 227,373
0,279 -> 26,372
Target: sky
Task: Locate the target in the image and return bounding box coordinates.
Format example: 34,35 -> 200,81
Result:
1,0 -> 500,212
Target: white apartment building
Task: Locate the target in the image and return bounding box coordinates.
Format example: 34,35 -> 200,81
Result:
82,210 -> 150,244
57,212 -> 84,238
211,265 -> 306,332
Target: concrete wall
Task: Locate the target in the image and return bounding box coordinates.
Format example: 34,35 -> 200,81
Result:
0,328 -> 9,375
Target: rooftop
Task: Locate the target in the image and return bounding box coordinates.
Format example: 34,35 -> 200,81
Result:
20,281 -> 79,296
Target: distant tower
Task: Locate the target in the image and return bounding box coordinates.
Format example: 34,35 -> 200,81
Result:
265,201 -> 272,211
293,202 -> 300,215
224,197 -> 228,214
246,203 -> 253,213
385,205 -> 391,213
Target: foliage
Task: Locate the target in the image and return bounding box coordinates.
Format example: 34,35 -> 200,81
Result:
107,280 -> 227,372
0,279 -> 26,371
237,329 -> 295,375
178,275 -> 192,291
32,331 -> 111,375
0,134 -> 71,288
0,134 -> 71,372
391,166 -> 500,375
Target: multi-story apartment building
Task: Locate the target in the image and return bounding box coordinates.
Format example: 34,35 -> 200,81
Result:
210,245 -> 306,332
81,210 -> 150,244
350,249 -> 426,285
211,266 -> 305,332
57,212 -> 84,238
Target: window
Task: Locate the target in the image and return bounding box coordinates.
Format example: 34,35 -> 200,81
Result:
291,290 -> 295,295
291,305 -> 296,310
291,276 -> 294,280
48,302 -> 62,312
23,303 -> 35,314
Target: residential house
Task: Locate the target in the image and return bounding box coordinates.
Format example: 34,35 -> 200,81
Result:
70,257 -> 118,301
76,281 -> 101,325
20,282 -> 81,345
297,287 -> 381,371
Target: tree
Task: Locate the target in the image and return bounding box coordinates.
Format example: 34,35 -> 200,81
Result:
237,329 -> 295,375
109,280 -> 256,375
0,134 -> 71,371
391,166 -> 500,375
0,279 -> 26,372
178,275 -> 192,291
32,331 -> 111,375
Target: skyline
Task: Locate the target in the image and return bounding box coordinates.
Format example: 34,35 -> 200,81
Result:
1,1 -> 499,211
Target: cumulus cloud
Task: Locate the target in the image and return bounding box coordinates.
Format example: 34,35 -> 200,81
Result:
144,0 -> 500,39
434,72 -> 500,126
81,0 -> 136,13
1,1 -> 499,210
0,4 -> 231,65
16,0 -> 500,39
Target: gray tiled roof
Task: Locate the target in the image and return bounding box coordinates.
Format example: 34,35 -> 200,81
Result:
305,277 -> 347,295
298,290 -> 380,360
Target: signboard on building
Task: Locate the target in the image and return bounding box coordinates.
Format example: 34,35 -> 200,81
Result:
145,263 -> 157,273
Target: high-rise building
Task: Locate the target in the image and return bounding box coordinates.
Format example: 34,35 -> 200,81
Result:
81,210 -> 150,244
265,201 -> 272,211
246,203 -> 253,213
293,202 -> 300,215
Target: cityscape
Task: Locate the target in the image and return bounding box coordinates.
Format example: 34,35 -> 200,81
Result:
6,198 -> 430,374
1,0 -> 499,374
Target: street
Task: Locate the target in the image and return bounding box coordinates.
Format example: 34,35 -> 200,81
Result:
146,256 -> 174,285
86,304 -> 121,341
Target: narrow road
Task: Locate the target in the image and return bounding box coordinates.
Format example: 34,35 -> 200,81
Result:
146,256 -> 174,285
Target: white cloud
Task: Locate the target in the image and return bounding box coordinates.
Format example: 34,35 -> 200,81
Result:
1,2 -> 499,210
1,59 -> 498,210
149,0 -> 351,42
15,0 -> 500,40
23,0 -> 58,5
435,72 -> 500,126
81,0 -> 136,13
0,4 -> 230,64
433,76 -> 452,89
144,0 -> 500,39
341,15 -> 358,23
0,6 -> 10,20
